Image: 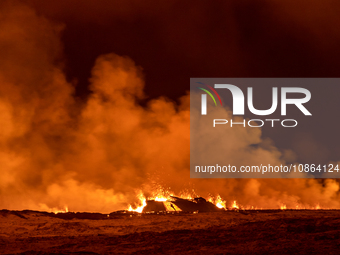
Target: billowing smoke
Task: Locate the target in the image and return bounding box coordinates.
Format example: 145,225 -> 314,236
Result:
0,1 -> 339,213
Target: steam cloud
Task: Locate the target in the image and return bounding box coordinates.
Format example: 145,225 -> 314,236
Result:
0,1 -> 339,212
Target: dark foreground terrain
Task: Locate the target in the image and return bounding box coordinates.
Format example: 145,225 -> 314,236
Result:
1,209 -> 340,254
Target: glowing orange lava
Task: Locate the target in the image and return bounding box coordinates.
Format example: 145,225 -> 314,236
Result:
126,187 -> 330,213
231,200 -> 239,209
53,206 -> 69,214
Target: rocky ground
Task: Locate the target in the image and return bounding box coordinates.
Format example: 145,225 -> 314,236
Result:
1,209 -> 340,254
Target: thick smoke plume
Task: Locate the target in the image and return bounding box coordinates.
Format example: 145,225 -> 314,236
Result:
0,1 -> 339,213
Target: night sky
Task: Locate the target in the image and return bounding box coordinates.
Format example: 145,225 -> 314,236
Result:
26,0 -> 340,99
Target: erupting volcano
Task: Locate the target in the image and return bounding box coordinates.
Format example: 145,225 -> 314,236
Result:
1,0 -> 340,215
2,0 -> 340,254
